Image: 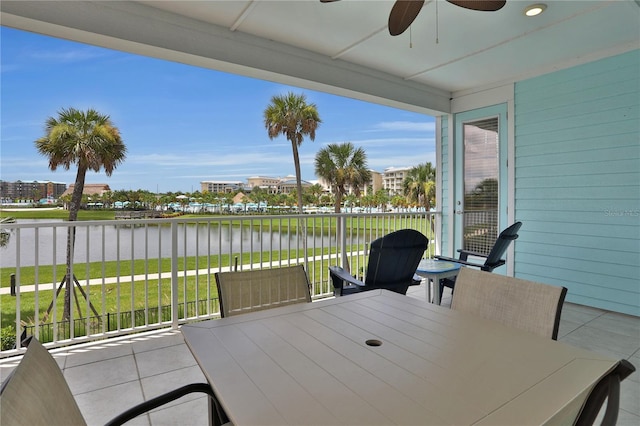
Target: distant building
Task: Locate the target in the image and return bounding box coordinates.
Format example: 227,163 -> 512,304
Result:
200,180 -> 245,193
0,180 -> 67,201
368,170 -> 383,195
382,166 -> 412,195
233,192 -> 249,204
61,183 -> 111,198
203,175 -> 313,195
317,169 -> 382,196
201,168 -> 399,198
246,176 -> 282,194
277,178 -> 313,194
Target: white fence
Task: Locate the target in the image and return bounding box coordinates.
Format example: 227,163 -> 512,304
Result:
0,212 -> 437,356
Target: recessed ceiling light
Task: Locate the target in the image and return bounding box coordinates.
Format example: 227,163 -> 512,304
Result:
524,3 -> 547,17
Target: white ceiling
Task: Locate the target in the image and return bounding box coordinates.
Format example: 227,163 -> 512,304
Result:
2,0 -> 639,115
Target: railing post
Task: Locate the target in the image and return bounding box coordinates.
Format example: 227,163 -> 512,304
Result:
171,221 -> 179,329
10,273 -> 15,296
340,215 -> 349,273
433,212 -> 441,257
15,229 -> 21,347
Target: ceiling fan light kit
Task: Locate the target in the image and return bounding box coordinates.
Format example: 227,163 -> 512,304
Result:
524,3 -> 547,17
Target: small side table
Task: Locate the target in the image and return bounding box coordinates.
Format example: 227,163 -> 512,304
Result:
416,259 -> 462,305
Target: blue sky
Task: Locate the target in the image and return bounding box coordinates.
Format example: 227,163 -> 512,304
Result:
1,26 -> 435,194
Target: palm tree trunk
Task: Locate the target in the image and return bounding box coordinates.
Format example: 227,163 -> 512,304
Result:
291,142 -> 304,214
334,192 -> 342,214
63,166 -> 87,320
290,141 -> 308,269
333,192 -> 350,272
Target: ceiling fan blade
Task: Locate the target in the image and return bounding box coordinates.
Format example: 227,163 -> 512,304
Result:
446,1 -> 506,12
389,0 -> 425,36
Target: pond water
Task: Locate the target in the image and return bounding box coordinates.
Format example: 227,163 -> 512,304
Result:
0,219 -> 345,268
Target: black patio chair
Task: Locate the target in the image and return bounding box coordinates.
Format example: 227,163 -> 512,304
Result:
329,229 -> 428,296
574,358 -> 635,426
435,221 -> 522,299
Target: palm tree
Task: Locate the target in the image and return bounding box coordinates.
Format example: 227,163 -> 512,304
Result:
264,92 -> 321,214
314,142 -> 371,213
139,190 -> 158,210
35,107 -> 126,320
221,192 -> 234,213
391,194 -> 408,210
250,186 -> 268,211
315,142 -> 370,273
101,190 -> 114,209
373,189 -> 390,212
307,183 -> 324,207
466,178 -> 498,209
403,162 -> 436,211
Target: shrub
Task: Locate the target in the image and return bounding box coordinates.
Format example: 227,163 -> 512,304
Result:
0,326 -> 17,351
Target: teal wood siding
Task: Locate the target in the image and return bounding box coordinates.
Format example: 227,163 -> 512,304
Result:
514,49 -> 640,316
439,116 -> 451,255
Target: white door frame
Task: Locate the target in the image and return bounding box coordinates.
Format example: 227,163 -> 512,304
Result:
443,84 -> 516,275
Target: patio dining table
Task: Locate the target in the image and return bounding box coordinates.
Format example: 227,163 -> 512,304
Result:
181,290 -> 618,425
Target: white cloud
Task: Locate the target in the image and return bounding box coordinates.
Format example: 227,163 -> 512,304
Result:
372,121 -> 435,132
28,47 -> 110,63
1,156 -> 49,168
0,63 -> 21,73
1,120 -> 42,130
320,137 -> 434,148
367,151 -> 437,170
127,151 -> 291,168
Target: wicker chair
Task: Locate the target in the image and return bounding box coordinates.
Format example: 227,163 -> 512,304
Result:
0,337 -> 229,426
215,264 -> 312,318
451,267 -> 566,340
446,267 -> 637,424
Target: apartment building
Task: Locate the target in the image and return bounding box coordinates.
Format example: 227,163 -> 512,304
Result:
317,169 -> 383,196
369,170 -> 383,195
200,180 -> 245,193
203,175 -> 307,195
0,180 -> 67,201
203,167 -> 411,198
382,166 -> 412,195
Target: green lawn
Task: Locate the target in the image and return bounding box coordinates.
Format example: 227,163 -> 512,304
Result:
1,211 -> 434,345
0,208 -> 117,221
1,252 -> 341,345
0,246 -> 342,326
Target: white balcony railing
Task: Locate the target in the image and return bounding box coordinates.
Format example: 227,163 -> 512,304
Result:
0,211 -> 438,356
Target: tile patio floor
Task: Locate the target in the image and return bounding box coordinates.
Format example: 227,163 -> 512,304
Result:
1,283 -> 639,425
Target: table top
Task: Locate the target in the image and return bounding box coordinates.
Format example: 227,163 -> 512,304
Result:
182,290 -> 617,426
417,258 -> 462,273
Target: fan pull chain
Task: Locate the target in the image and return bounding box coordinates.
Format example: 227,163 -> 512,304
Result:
410,26 -> 413,48
436,0 -> 439,44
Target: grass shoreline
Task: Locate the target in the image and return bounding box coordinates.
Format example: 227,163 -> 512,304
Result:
1,210 -> 433,342
0,252 -> 342,346
1,208 -> 118,221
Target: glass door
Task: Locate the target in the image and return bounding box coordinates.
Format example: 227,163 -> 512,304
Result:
454,104 -> 508,256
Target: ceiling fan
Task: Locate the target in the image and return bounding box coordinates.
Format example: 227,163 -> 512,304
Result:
320,0 -> 506,36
